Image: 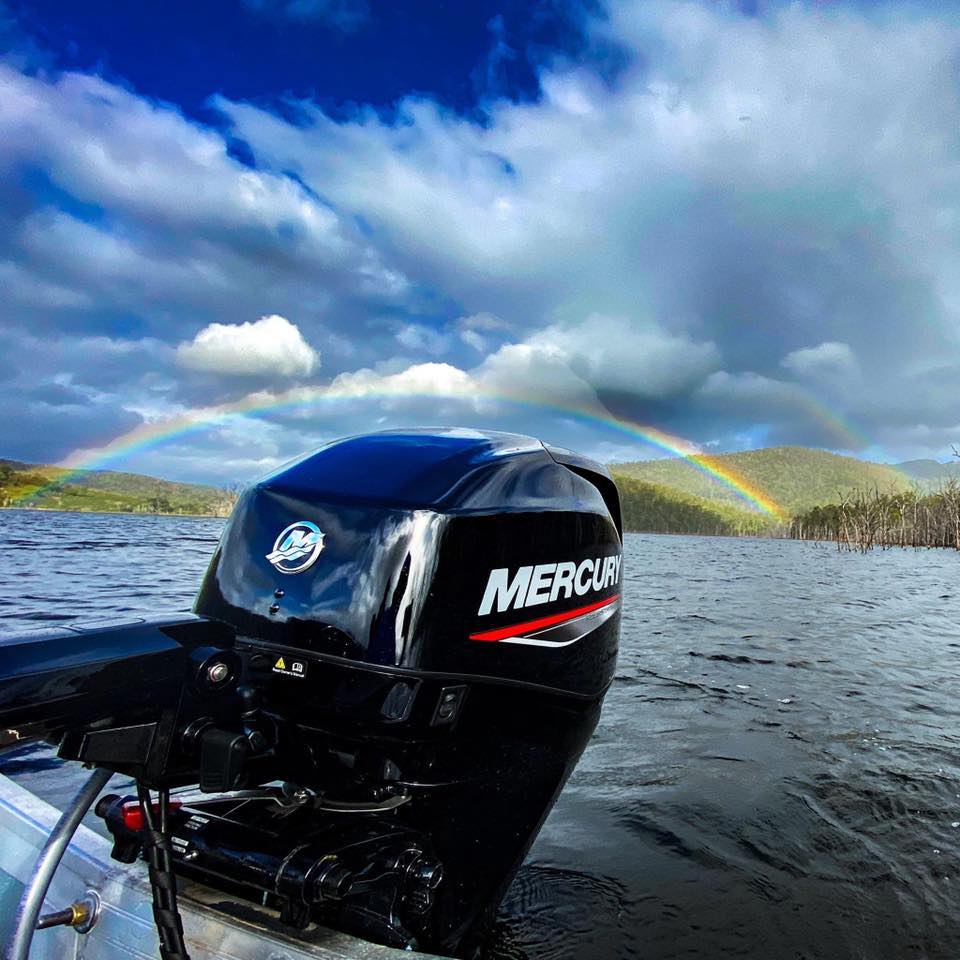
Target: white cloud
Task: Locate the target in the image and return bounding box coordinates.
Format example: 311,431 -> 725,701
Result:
291,312 -> 718,420
395,324 -> 451,356
477,340 -> 597,405
0,260 -> 93,309
457,312 -> 509,352
0,68 -> 344,251
0,63 -> 409,342
699,370 -> 798,407
459,329 -> 486,352
782,342 -> 859,379
176,315 -> 319,377
329,361 -> 476,402
516,316 -> 719,398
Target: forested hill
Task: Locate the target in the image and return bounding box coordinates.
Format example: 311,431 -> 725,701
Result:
611,447 -> 927,516
0,459 -> 235,516
612,475 -> 773,536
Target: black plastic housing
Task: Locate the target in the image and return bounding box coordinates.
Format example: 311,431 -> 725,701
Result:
195,428 -> 622,699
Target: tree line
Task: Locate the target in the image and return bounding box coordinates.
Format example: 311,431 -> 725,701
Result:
789,481 -> 960,551
0,463 -> 240,516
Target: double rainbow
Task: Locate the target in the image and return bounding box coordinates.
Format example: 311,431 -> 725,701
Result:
10,380 -> 789,520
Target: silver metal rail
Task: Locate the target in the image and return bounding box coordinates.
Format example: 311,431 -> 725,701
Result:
7,767 -> 112,960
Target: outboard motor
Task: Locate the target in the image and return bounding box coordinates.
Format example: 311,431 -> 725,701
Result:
0,429 -> 622,957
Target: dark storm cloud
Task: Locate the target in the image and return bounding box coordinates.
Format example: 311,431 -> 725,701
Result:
0,395 -> 143,464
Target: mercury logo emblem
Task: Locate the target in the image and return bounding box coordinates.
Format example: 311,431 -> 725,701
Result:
265,520 -> 325,574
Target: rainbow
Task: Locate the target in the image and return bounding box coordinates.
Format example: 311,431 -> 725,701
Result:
9,377 -> 789,520
789,387 -> 869,451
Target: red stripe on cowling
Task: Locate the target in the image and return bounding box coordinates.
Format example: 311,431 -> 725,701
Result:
469,594 -> 620,643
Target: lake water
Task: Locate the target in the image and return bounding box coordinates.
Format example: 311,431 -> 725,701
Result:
2,509 -> 960,959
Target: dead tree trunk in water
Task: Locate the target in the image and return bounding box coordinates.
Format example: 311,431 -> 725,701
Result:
791,480 -> 960,551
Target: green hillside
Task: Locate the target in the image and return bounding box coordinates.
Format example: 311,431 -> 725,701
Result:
613,446 -> 916,516
0,460 -> 236,516
613,475 -> 775,535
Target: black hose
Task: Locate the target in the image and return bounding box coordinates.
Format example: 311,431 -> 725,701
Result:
137,785 -> 191,960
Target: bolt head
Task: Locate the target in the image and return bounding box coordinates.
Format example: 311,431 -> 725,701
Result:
207,662 -> 230,685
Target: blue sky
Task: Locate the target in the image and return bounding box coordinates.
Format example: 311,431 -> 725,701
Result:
7,0 -> 608,118
1,0 -> 959,483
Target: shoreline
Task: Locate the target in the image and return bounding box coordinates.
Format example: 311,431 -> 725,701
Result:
0,505 -> 229,520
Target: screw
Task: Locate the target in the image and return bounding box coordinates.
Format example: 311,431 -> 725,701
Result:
274,588 -> 285,598
269,603 -> 280,614
206,662 -> 230,685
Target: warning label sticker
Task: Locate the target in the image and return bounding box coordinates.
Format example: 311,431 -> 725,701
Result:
272,656 -> 307,679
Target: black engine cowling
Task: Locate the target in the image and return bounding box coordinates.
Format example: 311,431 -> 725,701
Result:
0,429 -> 622,957
196,428 -> 621,698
